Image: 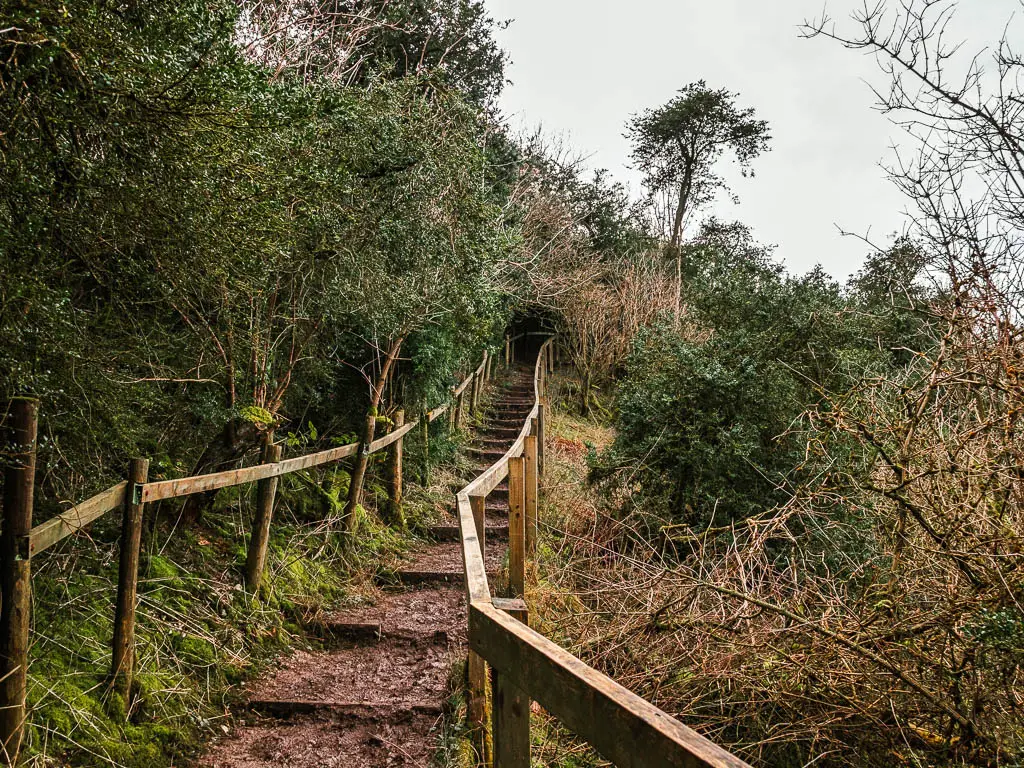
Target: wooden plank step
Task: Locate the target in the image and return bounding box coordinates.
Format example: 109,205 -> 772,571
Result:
429,521 -> 508,542
467,447 -> 507,459
394,569 -> 497,586
477,427 -> 521,437
308,620 -> 450,644
393,541 -> 503,586
476,436 -> 516,446
248,699 -> 443,718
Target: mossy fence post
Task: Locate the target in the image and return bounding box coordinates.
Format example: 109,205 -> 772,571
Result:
468,370 -> 479,418
454,389 -> 465,429
245,434 -> 283,591
110,456 -> 149,705
0,397 -> 38,765
419,408 -> 430,487
386,410 -> 405,527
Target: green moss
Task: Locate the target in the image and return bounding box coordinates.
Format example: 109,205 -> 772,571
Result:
173,635 -> 217,665
23,465 -> 418,767
147,555 -> 179,580
239,405 -> 275,427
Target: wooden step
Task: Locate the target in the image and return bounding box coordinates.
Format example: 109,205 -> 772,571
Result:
392,542 -> 502,585
248,699 -> 443,718
306,619 -> 451,645
429,521 -> 508,542
467,446 -> 507,460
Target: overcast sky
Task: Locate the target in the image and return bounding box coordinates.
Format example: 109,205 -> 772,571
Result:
483,0 -> 1019,280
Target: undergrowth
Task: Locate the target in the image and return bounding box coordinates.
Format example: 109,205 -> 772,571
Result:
526,372 -> 617,768
24,416 -> 475,768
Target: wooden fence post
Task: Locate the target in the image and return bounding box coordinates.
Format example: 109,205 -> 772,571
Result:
524,431 -> 538,557
491,665 -> 530,768
454,390 -> 465,429
420,409 -> 430,486
467,488 -> 490,762
537,403 -> 546,479
504,337 -> 510,369
469,373 -> 479,417
0,398 -> 38,765
508,456 -> 525,599
111,456 -> 149,705
386,411 -> 405,527
245,436 -> 283,592
470,495 -> 486,557
468,649 -> 490,762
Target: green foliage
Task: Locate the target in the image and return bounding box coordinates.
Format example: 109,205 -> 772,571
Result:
627,81 -> 771,244
596,221 -> 909,529
352,0 -> 509,109
0,0 -> 514,509
600,321 -> 803,527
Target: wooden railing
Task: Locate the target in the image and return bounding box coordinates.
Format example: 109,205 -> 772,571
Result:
0,348 -> 499,765
0,337 -> 754,767
457,338 -> 752,768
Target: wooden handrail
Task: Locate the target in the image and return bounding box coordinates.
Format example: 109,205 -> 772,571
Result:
455,337 -> 753,768
28,482 -> 128,558
457,494 -> 492,604
28,354 -> 488,556
471,602 -> 750,768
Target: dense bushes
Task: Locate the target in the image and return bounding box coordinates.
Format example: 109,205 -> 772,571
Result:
0,0 -> 513,512
0,2 -> 516,764
593,221 -> 890,529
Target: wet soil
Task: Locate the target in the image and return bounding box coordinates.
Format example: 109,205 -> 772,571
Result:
198,367 -> 534,768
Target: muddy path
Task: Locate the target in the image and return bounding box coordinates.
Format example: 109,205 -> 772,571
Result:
198,368 -> 534,768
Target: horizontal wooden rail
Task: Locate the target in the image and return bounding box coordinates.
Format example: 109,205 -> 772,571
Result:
456,493 -> 492,604
368,420 -> 419,453
275,442 -> 360,474
470,602 -> 750,768
141,461 -> 288,503
455,338 -> 753,768
29,354 -> 487,556
28,483 -> 128,557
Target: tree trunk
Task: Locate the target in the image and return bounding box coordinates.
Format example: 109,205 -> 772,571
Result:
343,336 -> 405,537
179,417 -> 261,525
581,368 -> 592,416
670,172 -> 693,323
670,177 -> 688,249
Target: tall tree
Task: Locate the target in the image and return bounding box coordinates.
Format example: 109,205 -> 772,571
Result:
627,82 -> 770,314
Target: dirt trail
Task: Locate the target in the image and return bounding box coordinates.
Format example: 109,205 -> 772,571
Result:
198,367 -> 534,768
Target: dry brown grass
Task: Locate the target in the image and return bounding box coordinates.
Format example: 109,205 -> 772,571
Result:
530,351 -> 1024,767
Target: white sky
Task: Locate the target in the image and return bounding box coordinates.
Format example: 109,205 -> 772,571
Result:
483,0 -> 1019,280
